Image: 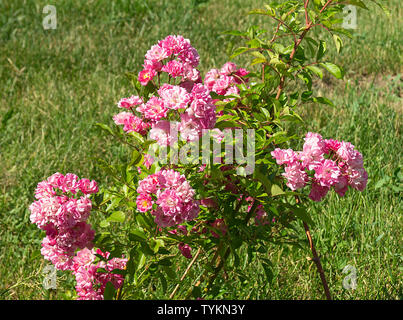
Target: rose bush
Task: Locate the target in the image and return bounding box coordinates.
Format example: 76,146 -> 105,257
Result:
30,1 -> 385,300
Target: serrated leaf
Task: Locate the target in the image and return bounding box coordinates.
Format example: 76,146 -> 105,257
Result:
306,65 -> 323,79
333,34 -> 343,53
129,229 -> 147,242
96,123 -> 115,136
320,62 -> 344,79
316,40 -> 326,60
107,211 -> 126,223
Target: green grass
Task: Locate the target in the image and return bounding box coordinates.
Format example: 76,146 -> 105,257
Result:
0,0 -> 401,299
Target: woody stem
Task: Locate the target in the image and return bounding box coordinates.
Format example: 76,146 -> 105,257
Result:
303,221 -> 332,300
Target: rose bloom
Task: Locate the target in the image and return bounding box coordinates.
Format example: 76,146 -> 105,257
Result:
138,68 -> 156,86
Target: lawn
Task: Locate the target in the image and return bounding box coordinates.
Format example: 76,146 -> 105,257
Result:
0,0 -> 401,299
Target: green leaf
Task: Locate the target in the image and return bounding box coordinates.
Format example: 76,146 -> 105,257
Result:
215,120 -> 239,129
129,229 -> 147,242
158,272 -> 168,293
298,72 -> 312,90
333,34 -> 343,54
107,211 -> 126,223
158,257 -> 173,267
140,242 -> 155,256
230,47 -> 249,59
293,207 -> 315,225
251,58 -> 267,66
99,219 -> 110,228
261,261 -> 274,284
344,0 -> 368,9
96,123 -> 115,137
306,65 -> 323,79
320,62 -> 344,79
313,96 -> 335,107
371,0 -> 390,16
316,40 -> 326,60
271,184 -> 284,197
130,149 -> 142,167
162,266 -> 177,280
103,282 -> 116,300
253,165 -> 272,196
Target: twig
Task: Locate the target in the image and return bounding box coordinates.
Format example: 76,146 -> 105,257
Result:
303,222 -> 332,300
304,0 -> 310,26
169,248 -> 202,299
275,0 -> 333,99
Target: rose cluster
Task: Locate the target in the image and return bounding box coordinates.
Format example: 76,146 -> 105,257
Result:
148,83 -> 217,144
136,169 -> 200,227
29,173 -> 98,270
72,248 -> 127,300
30,173 -> 127,300
138,34 -> 201,86
113,82 -> 216,145
113,83 -> 216,145
271,132 -> 368,201
204,62 -> 249,100
113,35 -> 249,147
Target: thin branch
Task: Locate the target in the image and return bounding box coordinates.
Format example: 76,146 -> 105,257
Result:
320,0 -> 333,13
275,0 -> 333,100
303,222 -> 332,300
266,15 -> 298,44
304,0 -> 310,26
169,247 -> 202,299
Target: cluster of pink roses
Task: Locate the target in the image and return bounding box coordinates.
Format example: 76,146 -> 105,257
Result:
29,173 -> 126,300
29,173 -> 98,270
271,132 -> 368,201
113,83 -> 217,145
136,169 -> 200,227
138,34 -> 200,86
148,83 -> 217,144
72,248 -> 127,300
113,35 -> 249,147
204,62 -> 249,100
